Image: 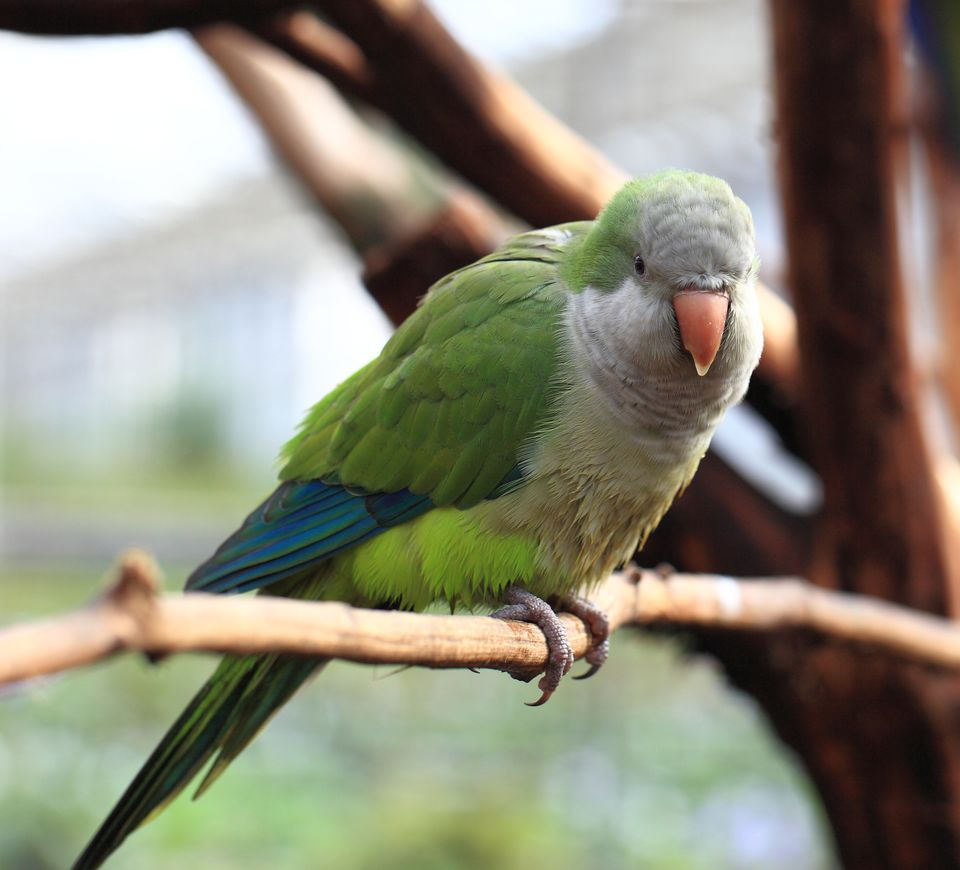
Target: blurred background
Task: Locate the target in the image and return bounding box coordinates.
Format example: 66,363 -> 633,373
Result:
0,1 -> 844,867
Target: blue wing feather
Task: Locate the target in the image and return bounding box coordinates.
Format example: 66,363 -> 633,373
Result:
185,481 -> 434,595
185,465 -> 525,597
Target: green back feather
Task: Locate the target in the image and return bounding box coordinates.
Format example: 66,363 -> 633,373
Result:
280,225 -> 585,506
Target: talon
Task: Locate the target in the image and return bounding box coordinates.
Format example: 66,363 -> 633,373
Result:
491,586 -> 574,703
587,638 -> 610,666
573,664 -> 601,681
573,637 -> 608,679
526,674 -> 559,706
554,594 -> 612,679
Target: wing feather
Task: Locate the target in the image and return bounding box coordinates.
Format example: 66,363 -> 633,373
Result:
188,224 -> 588,596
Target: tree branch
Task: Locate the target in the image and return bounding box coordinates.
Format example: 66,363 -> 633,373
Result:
772,0 -> 953,613
6,551 -> 960,688
0,0 -> 800,424
257,5 -> 800,404
0,0 -> 296,34
195,25 -> 507,326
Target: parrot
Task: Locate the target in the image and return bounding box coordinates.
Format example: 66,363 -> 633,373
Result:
74,169 -> 763,868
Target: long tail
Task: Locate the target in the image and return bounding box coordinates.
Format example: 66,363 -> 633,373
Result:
73,653 -> 323,869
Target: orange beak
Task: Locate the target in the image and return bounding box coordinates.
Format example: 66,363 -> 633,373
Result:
672,288 -> 729,377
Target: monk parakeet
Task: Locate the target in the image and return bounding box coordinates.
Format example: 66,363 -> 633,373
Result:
75,169 -> 762,868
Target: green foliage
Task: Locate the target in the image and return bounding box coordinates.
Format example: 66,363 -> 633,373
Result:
153,390 -> 229,473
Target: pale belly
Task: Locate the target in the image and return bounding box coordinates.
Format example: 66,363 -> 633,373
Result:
482,443 -> 701,593
474,373 -> 711,594
322,355 -> 720,611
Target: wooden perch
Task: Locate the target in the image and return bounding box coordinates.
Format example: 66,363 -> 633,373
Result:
6,551 -> 960,688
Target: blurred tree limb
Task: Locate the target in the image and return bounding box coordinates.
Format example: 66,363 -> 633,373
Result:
257,6 -> 803,398
6,551 -> 960,688
0,2 -> 800,405
0,0 -> 295,34
194,25 -> 508,326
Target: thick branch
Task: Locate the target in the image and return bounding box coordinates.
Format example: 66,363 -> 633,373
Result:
6,552 -> 960,688
255,11 -> 380,107
196,25 -> 440,252
0,0 -> 296,34
308,2 -> 620,230
259,5 -> 799,403
772,0 -> 952,612
1,1 -> 802,437
197,25 -> 506,325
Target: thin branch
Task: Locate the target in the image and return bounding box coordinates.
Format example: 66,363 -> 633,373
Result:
0,0 -> 296,34
5,551 -> 960,688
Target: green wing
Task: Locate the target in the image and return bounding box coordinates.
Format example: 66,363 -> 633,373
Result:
186,223 -> 587,597
280,223 -> 588,507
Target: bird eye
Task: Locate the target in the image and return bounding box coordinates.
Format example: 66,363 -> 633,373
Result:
634,255 -> 646,276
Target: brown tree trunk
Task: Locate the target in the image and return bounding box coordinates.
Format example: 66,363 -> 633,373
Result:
773,0 -> 950,612
923,133 -> 960,443
716,2 -> 960,866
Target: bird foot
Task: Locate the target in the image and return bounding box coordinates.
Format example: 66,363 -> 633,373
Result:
552,594 -> 610,680
490,587 -> 574,706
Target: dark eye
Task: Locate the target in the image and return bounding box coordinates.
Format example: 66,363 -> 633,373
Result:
634,255 -> 645,276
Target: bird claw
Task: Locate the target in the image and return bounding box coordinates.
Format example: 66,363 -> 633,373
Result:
574,637 -> 610,680
491,587 -> 574,704
526,675 -> 558,707
490,586 -> 611,702
553,594 -> 611,680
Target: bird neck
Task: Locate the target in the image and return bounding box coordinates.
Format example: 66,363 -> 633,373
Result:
563,287 -> 752,462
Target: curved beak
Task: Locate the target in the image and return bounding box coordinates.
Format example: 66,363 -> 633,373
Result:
672,288 -> 729,377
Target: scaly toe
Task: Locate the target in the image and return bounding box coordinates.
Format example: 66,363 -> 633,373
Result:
490,586 -> 574,704
554,594 -> 611,679
573,638 -> 609,680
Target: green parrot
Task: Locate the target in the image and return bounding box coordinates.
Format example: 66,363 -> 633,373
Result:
74,169 -> 762,868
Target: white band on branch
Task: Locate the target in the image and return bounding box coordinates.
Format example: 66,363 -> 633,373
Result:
3,550 -> 960,688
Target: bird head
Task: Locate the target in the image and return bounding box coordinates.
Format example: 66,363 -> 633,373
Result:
563,170 -> 762,381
